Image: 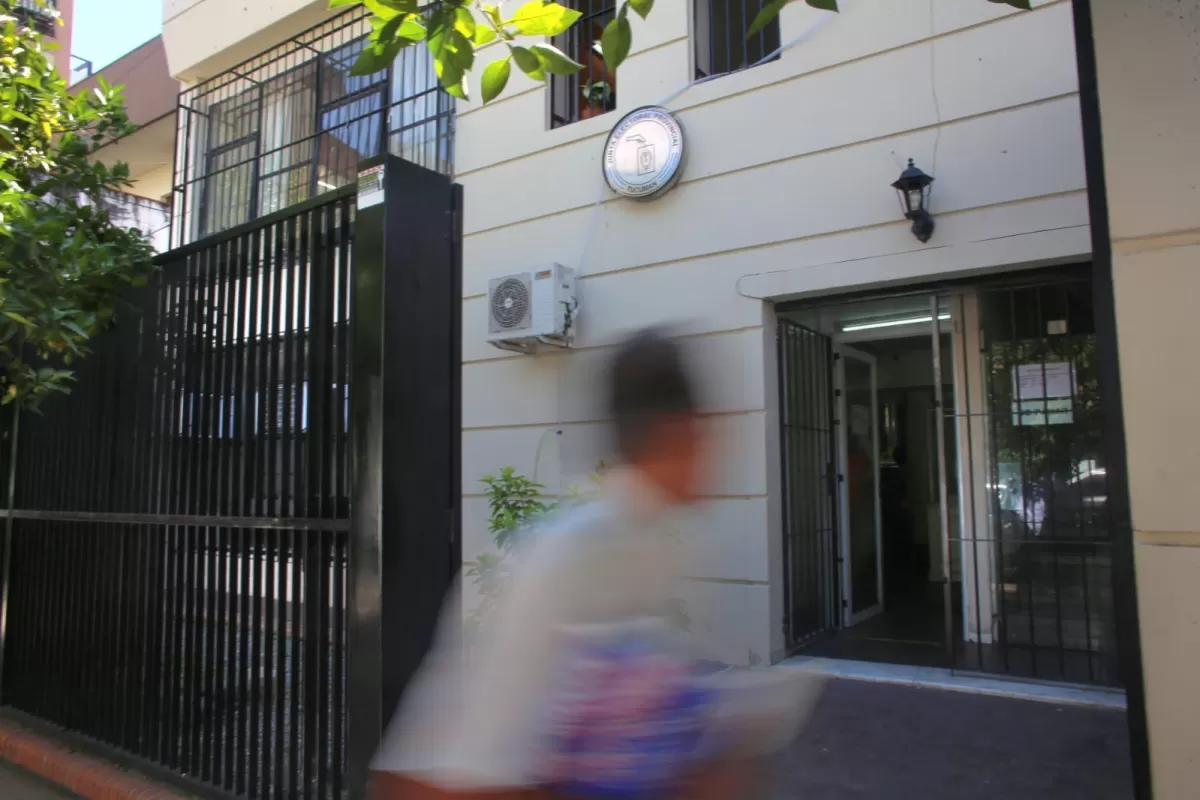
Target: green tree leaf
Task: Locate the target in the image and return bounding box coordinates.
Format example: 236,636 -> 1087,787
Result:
529,43 -> 584,76
748,0 -> 791,38
481,2 -> 504,29
474,24 -> 498,46
628,0 -> 654,20
480,56 -> 512,104
396,14 -> 428,43
351,39 -> 405,75
510,45 -> 546,81
454,6 -> 477,39
601,13 -> 632,71
363,0 -> 406,20
989,0 -> 1031,7
807,0 -> 838,11
507,1 -> 582,37
374,12 -> 425,48
444,72 -> 470,100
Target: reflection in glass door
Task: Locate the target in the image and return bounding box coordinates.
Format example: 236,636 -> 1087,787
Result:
837,346 -> 882,625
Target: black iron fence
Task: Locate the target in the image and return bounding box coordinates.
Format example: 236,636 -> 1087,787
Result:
0,190 -> 356,799
171,6 -> 453,247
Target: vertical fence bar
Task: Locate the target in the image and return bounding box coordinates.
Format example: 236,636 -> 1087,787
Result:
166,266 -> 189,769
220,237 -> 238,790
318,202 -> 336,797
0,401 -> 21,706
332,197 -> 351,799
776,326 -> 792,643
296,208 -> 315,797
200,240 -> 220,782
279,216 -> 301,800
931,297 -> 954,660
231,230 -> 251,797
247,223 -> 267,800
269,214 -> 288,800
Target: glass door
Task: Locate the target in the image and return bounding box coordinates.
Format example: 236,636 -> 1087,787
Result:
836,346 -> 883,626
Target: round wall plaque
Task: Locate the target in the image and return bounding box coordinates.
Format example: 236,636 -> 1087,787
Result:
602,106 -> 686,201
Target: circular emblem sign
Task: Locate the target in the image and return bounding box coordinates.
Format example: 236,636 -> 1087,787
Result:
603,106 -> 686,201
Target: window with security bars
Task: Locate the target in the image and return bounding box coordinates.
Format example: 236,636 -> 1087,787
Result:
198,38 -> 390,236
14,0 -> 56,35
693,0 -> 782,80
550,0 -> 618,128
178,7 -> 455,244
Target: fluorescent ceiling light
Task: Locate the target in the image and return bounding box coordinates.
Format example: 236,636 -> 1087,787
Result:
841,313 -> 950,333
317,180 -> 339,191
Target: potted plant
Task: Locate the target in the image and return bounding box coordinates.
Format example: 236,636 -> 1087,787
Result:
580,81 -> 613,120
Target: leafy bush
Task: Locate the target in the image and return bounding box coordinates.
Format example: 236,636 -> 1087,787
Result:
466,464 -> 606,632
0,1 -> 155,412
466,461 -> 690,634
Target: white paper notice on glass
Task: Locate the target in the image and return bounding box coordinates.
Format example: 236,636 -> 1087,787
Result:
1013,362 -> 1075,400
1012,362 -> 1075,426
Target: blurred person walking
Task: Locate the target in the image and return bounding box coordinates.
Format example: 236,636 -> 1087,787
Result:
370,327 -> 820,800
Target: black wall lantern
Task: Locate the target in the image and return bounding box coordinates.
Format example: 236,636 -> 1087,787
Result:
892,159 -> 935,243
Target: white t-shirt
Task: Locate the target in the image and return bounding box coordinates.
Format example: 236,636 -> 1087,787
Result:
371,472 -> 820,791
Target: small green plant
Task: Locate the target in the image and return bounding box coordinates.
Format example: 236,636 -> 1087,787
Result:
479,466 -> 557,551
582,80 -> 612,107
466,463 -> 607,632
466,460 -> 691,634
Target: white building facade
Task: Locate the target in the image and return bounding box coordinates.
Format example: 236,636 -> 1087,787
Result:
160,0 -> 1192,795
449,0 -> 1089,667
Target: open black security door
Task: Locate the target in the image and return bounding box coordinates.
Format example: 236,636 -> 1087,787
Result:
778,319 -> 840,649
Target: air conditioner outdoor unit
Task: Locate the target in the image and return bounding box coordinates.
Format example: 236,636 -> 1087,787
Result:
487,264 -> 578,354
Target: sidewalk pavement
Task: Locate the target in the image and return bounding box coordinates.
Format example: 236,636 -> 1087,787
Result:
763,677 -> 1133,799
0,761 -> 76,799
0,674 -> 1133,800
0,718 -> 186,800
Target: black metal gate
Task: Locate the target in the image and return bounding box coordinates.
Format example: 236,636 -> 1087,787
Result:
777,319 -> 840,649
972,274 -> 1119,685
0,161 -> 462,799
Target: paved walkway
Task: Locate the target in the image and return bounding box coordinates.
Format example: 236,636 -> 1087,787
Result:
0,762 -> 76,799
0,675 -> 1133,800
763,677 -> 1134,799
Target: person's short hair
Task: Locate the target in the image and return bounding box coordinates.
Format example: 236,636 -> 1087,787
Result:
607,327 -> 697,459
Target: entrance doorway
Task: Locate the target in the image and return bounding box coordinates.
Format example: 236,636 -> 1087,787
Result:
777,269 -> 1120,686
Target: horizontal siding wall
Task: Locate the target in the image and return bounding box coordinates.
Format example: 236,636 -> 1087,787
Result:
453,0 -> 1084,665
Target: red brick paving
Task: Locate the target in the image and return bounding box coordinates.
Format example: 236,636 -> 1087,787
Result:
0,719 -> 188,800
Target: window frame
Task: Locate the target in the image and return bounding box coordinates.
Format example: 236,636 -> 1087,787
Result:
547,0 -> 620,130
690,0 -> 783,83
192,33 -> 434,239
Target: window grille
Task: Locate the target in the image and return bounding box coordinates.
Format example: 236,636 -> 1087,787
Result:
549,0 -> 618,128
173,7 -> 454,245
694,0 -> 782,80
